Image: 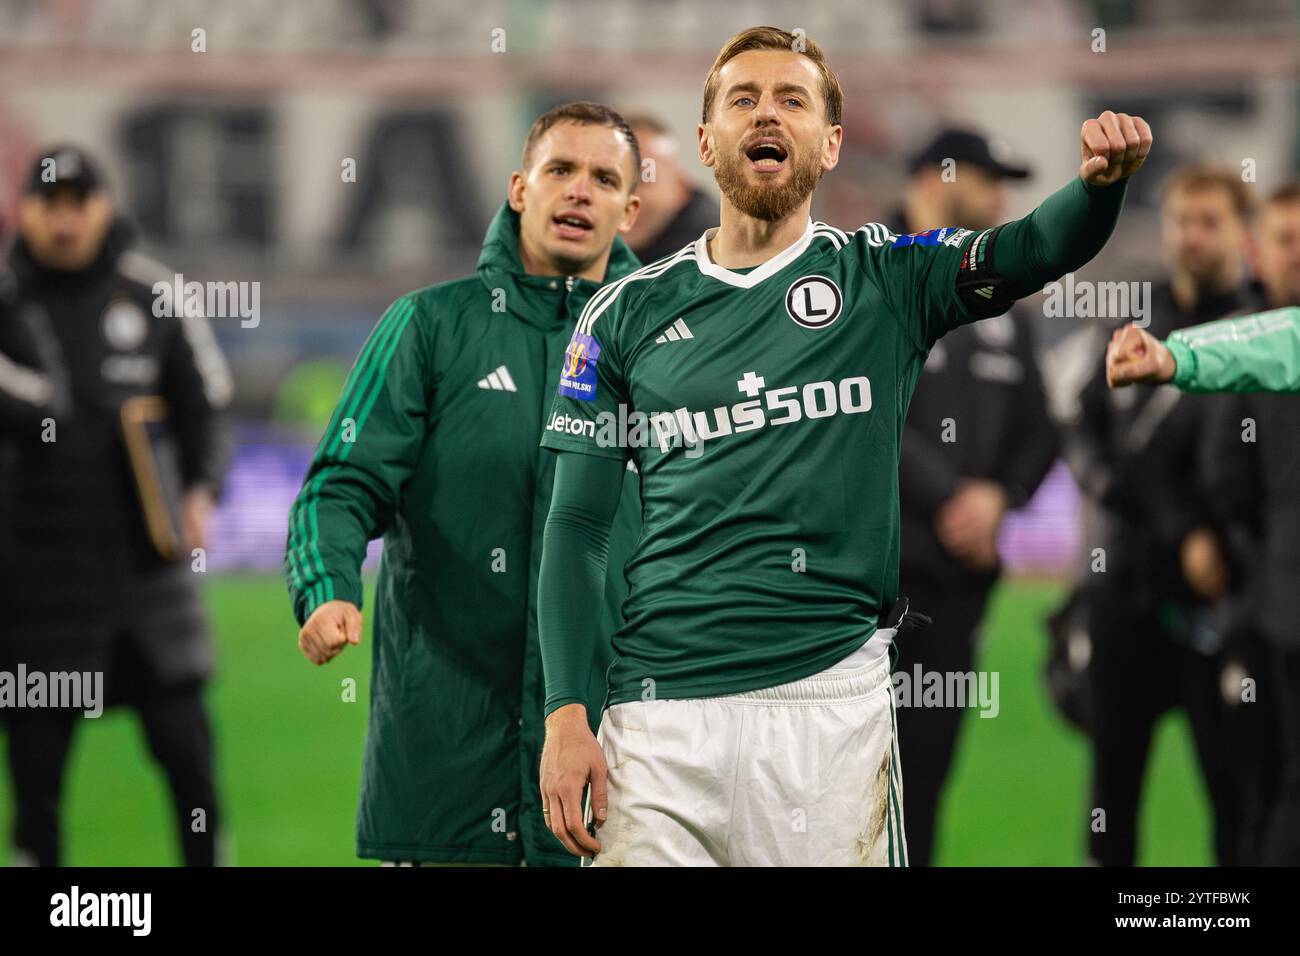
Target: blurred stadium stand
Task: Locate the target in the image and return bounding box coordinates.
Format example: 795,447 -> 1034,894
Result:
0,0 -> 1296,573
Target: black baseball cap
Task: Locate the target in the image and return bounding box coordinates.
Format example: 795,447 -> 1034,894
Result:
909,128 -> 1031,180
24,145 -> 105,197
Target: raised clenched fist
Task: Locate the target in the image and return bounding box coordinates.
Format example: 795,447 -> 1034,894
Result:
1080,110 -> 1152,187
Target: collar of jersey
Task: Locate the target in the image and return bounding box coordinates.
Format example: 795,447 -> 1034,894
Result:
693,217 -> 815,289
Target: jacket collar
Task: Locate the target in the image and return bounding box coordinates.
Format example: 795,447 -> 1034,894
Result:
475,202 -> 640,329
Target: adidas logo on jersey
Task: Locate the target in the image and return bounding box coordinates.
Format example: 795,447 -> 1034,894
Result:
476,365 -> 517,391
654,318 -> 694,344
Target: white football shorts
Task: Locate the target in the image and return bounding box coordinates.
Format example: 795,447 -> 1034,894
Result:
583,627 -> 906,866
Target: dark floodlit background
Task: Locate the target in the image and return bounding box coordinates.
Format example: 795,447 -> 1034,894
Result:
0,0 -> 1296,864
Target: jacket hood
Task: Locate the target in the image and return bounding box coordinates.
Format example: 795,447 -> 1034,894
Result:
475,202 -> 640,329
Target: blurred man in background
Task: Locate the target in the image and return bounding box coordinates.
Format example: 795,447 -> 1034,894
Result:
1065,166 -> 1254,865
620,114 -> 716,264
285,103 -> 643,866
0,145 -> 231,866
891,128 -> 1059,866
1196,183 -> 1300,864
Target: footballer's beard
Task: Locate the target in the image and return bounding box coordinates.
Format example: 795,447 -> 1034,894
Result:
714,144 -> 823,223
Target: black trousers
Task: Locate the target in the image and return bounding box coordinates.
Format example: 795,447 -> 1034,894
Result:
1219,631 -> 1281,864
893,579 -> 991,867
1086,600 -> 1243,866
1261,644 -> 1300,865
4,633 -> 219,866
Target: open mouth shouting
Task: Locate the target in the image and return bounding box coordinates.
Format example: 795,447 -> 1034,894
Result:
745,136 -> 790,173
552,209 -> 595,240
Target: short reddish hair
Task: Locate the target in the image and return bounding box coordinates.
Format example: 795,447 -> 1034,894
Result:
702,26 -> 843,127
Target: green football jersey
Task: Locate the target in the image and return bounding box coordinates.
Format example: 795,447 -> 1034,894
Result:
539,218 -> 987,706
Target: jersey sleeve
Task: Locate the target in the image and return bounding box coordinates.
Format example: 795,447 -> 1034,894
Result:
1167,306 -> 1300,393
866,224 -> 986,351
869,178 -> 1131,351
539,283 -> 633,461
538,451 -> 626,718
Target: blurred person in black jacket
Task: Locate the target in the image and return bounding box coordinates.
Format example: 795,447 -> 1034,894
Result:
1199,182 -> 1300,865
892,129 -> 1059,866
1066,166 -> 1255,865
620,114 -> 717,265
0,146 -> 232,866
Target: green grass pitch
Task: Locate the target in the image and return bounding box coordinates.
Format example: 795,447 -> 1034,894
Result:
0,574 -> 1211,866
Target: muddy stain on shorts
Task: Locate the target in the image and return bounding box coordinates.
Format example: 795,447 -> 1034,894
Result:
855,748 -> 891,863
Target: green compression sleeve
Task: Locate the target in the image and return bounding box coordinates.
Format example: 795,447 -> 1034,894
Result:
992,177 -> 1129,295
1167,306 -> 1300,393
538,451 -> 627,719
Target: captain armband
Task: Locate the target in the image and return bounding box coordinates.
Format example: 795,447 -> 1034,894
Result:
954,225 -> 1030,319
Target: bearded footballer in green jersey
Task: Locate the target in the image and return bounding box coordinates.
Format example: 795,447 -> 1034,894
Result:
535,27 -> 1153,866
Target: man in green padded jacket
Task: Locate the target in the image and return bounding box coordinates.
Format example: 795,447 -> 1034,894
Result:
283,102 -> 643,865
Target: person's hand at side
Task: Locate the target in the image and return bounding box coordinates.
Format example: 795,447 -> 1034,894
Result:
935,479 -> 1008,571
299,599 -> 362,665
1181,527 -> 1230,602
539,703 -> 606,858
181,485 -> 216,551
